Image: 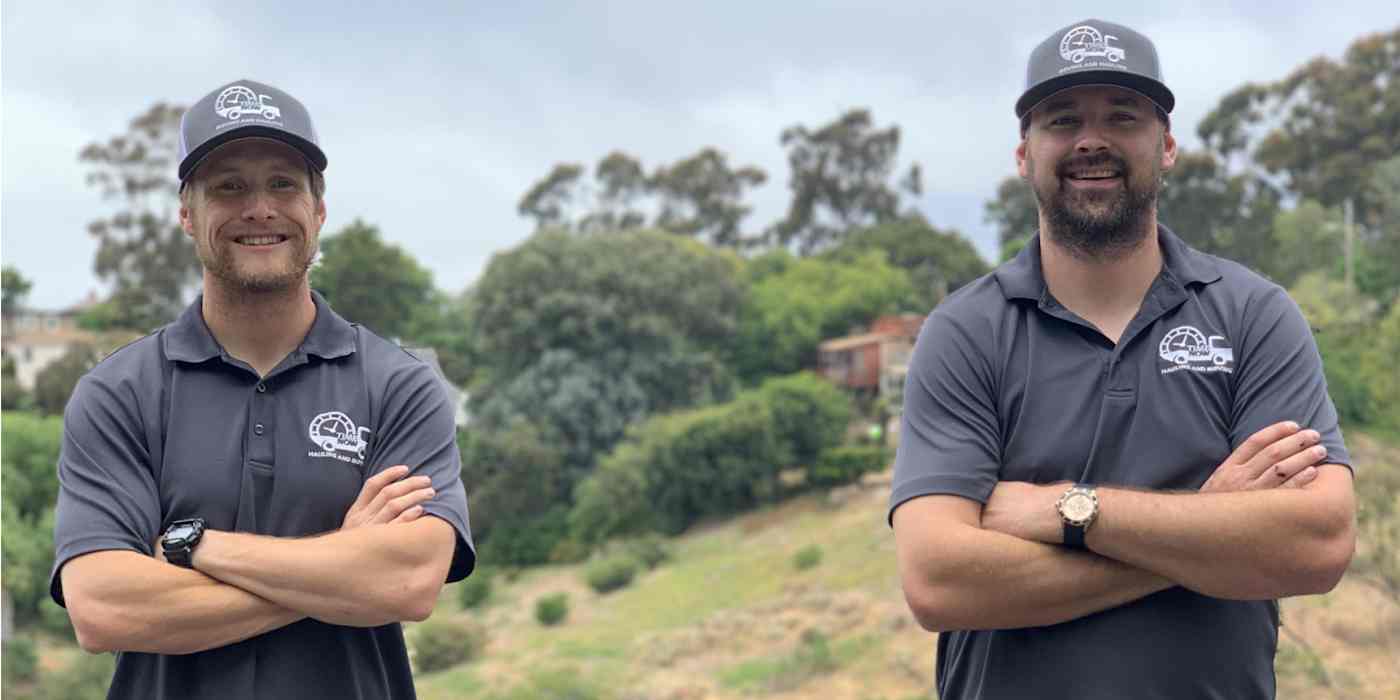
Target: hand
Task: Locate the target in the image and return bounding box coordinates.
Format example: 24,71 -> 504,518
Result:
1200,421 -> 1326,493
982,481 -> 1064,544
341,465 -> 435,529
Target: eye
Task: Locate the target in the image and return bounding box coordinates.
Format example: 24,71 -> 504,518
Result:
1111,112 -> 1139,123
270,178 -> 298,190
213,180 -> 244,193
1049,115 -> 1080,127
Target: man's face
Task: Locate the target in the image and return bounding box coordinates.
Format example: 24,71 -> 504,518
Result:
179,138 -> 327,294
1015,85 -> 1177,260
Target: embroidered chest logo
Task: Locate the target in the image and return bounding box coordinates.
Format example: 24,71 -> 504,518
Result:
214,85 -> 283,125
1158,325 -> 1234,375
308,411 -> 370,465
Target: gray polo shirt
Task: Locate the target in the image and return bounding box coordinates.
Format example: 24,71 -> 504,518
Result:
889,227 -> 1350,700
50,291 -> 474,700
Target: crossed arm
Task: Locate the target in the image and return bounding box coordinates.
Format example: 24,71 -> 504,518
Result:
62,466 -> 446,654
894,422 -> 1356,632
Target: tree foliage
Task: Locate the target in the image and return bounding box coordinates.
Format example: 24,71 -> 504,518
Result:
32,343 -> 101,416
310,219 -> 437,340
769,109 -> 922,254
2,265 -> 33,316
470,229 -> 742,479
1157,150 -> 1282,276
80,103 -> 201,332
827,217 -> 989,311
517,150 -> 768,246
1198,27 -> 1400,225
731,250 -> 912,383
984,176 -> 1039,263
1,412 -> 64,626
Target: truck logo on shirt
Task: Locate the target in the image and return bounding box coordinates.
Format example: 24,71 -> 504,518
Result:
308,411 -> 371,465
1158,325 -> 1234,375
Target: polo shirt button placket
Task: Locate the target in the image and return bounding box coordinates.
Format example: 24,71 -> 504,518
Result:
254,423 -> 265,436
256,382 -> 267,393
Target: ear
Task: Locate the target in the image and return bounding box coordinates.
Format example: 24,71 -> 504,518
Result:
1015,138 -> 1029,179
179,194 -> 195,237
1160,128 -> 1177,173
315,197 -> 327,228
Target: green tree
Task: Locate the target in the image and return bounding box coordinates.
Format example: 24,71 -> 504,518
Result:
650,147 -> 768,247
1157,150 -> 1282,276
984,176 -> 1039,263
1356,155 -> 1400,306
470,229 -> 742,477
769,109 -> 921,254
732,250 -> 913,383
827,217 -> 989,310
1198,27 -> 1400,225
309,219 -> 437,340
1268,200 -> 1344,288
80,103 -> 201,332
31,343 -> 101,416
2,265 -> 33,317
1,411 -> 64,626
518,163 -> 586,230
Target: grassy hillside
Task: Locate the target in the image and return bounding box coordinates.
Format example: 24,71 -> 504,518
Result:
411,431 -> 1400,699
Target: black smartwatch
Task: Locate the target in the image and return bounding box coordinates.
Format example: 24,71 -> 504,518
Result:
161,518 -> 206,568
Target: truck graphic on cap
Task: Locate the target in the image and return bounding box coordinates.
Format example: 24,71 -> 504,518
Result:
1158,326 -> 1233,367
1059,26 -> 1126,64
308,411 -> 370,459
214,85 -> 282,121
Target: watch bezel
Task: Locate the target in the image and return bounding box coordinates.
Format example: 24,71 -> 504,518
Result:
1057,485 -> 1099,528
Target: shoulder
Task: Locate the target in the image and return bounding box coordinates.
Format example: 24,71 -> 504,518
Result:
922,271 -> 1016,346
1192,253 -> 1294,312
350,326 -> 452,400
71,331 -> 166,403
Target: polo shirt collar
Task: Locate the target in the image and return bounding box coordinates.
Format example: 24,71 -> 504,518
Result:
993,224 -> 1221,302
164,290 -> 356,363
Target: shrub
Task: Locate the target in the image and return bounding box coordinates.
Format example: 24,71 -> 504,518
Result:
585,555 -> 639,594
2,636 -> 38,685
808,445 -> 889,487
411,618 -> 485,673
458,568 -> 493,609
32,651 -> 114,700
479,506 -> 571,567
535,593 -> 570,626
793,545 -> 823,571
625,534 -> 671,570
758,372 -> 853,466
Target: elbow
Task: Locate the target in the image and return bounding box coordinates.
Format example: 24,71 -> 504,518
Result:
394,571 -> 445,623
66,599 -> 117,654
1301,521 -> 1356,596
902,582 -> 961,633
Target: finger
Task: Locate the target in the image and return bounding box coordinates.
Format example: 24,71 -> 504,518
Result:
393,505 -> 425,523
1251,444 -> 1327,489
351,465 -> 411,511
375,487 -> 436,524
366,476 -> 432,515
1244,430 -> 1320,480
1228,421 -> 1300,467
1281,466 -> 1319,489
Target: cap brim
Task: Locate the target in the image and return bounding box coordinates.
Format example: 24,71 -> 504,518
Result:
1016,72 -> 1175,119
178,125 -> 327,181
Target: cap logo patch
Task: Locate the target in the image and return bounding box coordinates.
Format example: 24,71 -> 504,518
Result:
308,411 -> 370,465
213,85 -> 283,130
1158,325 -> 1234,375
1057,25 -> 1126,72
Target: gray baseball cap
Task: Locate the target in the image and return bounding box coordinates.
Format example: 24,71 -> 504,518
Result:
1016,19 -> 1174,119
178,79 -> 327,182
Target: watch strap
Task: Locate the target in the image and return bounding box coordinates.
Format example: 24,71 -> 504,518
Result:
1063,519 -> 1087,549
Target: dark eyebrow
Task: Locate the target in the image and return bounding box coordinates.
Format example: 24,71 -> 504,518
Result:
1109,95 -> 1143,109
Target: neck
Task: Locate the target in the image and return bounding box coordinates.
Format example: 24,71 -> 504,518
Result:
200,276 -> 316,377
1039,219 -> 1163,339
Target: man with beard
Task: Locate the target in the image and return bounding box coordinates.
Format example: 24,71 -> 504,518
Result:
49,79 -> 474,699
889,20 -> 1355,699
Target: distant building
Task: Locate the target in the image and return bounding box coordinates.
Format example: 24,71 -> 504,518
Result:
816,313 -> 925,405
1,292 -> 114,390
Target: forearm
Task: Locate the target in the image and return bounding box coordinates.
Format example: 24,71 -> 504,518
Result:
910,523 -> 1170,631
62,551 -> 302,655
1087,467 -> 1355,599
193,518 -> 454,627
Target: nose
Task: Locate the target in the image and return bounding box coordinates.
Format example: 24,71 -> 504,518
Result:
241,189 -> 277,221
1074,129 -> 1111,154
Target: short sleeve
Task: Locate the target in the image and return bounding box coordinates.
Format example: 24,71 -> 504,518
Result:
1229,286 -> 1351,472
50,374 -> 163,607
368,361 -> 475,582
888,309 -> 1003,524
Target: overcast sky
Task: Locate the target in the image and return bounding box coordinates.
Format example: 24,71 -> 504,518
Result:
3,1 -> 1396,309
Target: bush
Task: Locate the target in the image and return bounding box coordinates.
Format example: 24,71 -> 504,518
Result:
585,555 -> 639,594
758,372 -> 853,466
624,534 -> 671,570
458,569 -> 493,609
2,636 -> 39,685
793,545 -> 823,571
535,593 -> 570,626
32,651 -> 114,700
411,618 -> 485,673
479,506 -> 571,567
808,445 -> 889,487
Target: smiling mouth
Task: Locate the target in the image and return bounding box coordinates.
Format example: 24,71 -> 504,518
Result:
1065,169 -> 1122,181
234,235 -> 289,246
